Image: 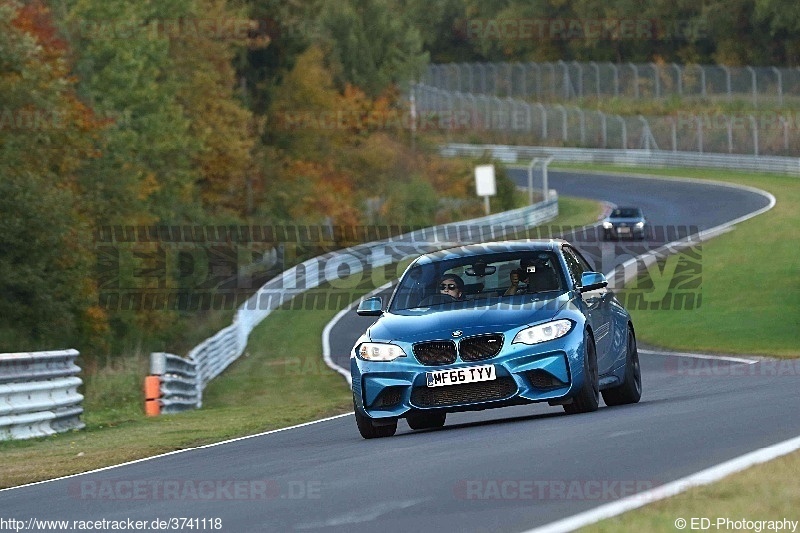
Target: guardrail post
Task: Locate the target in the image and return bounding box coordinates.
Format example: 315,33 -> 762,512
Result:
145,352 -> 164,416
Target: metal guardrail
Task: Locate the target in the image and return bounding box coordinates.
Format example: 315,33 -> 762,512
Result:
440,143 -> 800,176
0,350 -> 84,440
145,196 -> 560,414
146,352 -> 200,414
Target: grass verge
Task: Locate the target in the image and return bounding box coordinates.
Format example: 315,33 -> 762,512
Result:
555,163 -> 800,358
0,195 -> 602,488
579,450 -> 800,532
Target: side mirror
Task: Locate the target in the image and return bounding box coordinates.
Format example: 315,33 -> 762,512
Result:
356,296 -> 383,316
579,272 -> 608,293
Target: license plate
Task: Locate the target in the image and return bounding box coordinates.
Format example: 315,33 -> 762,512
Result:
426,365 -> 496,387
617,227 -> 630,233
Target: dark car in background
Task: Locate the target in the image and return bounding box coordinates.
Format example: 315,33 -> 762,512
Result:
602,207 -> 650,240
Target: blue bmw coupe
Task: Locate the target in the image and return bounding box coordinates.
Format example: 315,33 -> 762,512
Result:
350,240 -> 642,438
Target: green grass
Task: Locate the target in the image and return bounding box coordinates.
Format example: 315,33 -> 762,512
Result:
0,195 -> 601,488
579,451 -> 800,533
553,164 -> 800,358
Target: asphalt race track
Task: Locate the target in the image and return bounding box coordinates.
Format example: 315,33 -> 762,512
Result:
2,170 -> 793,533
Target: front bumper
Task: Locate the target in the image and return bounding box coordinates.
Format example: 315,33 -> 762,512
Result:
351,330 -> 586,420
604,225 -> 645,240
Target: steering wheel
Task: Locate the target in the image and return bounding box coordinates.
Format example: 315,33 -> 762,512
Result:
417,293 -> 458,307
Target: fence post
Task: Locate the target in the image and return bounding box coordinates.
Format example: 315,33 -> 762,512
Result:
558,60 -> 569,99
747,66 -> 757,105
673,63 -> 682,96
573,61 -> 584,98
773,67 -> 783,107
527,158 -> 539,205
700,65 -> 707,98
535,103 -> 547,139
724,66 -> 731,100
697,116 -> 703,153
610,63 -> 619,97
555,104 -> 567,142
629,63 -> 639,98
599,111 -> 607,148
726,116 -> 733,153
529,62 -> 541,99
750,115 -> 759,156
590,61 -> 600,99
651,63 -> 660,98
616,115 -> 627,149
670,117 -> 677,152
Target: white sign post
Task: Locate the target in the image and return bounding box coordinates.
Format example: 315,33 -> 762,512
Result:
474,164 -> 496,215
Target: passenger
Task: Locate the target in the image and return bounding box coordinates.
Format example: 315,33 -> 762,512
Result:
504,258 -> 533,296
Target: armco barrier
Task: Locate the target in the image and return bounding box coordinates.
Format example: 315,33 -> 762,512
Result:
440,143 -> 800,176
145,352 -> 201,415
145,196 -> 559,415
0,350 -> 85,440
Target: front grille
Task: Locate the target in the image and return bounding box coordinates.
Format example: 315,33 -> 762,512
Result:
410,377 -> 517,407
413,340 -> 457,365
459,334 -> 503,362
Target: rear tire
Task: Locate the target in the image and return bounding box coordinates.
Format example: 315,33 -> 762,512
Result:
564,332 -> 599,414
602,326 -> 642,406
406,411 -> 446,430
354,394 -> 397,439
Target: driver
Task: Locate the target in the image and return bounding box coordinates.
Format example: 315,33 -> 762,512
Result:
438,274 -> 465,300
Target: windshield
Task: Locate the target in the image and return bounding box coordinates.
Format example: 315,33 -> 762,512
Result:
611,208 -> 642,218
389,251 -> 565,311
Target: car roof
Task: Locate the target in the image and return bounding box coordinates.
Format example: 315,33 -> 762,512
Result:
411,239 -> 567,265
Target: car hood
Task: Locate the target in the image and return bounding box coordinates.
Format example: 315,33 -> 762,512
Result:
370,294 -> 571,343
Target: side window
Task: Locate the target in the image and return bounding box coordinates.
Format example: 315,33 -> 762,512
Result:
562,247 -> 586,285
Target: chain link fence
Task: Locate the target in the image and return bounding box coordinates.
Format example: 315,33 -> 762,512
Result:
412,83 -> 800,156
423,62 -> 800,106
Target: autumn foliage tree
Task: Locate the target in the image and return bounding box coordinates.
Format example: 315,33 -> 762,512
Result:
0,1 -> 106,348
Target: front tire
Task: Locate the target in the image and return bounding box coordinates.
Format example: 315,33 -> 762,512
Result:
564,332 -> 599,414
602,326 -> 642,406
354,394 -> 397,439
406,411 -> 446,430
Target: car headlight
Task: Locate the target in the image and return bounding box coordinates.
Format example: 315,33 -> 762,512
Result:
357,342 -> 407,361
512,319 -> 573,345
634,221 -> 645,228
602,221 -> 613,229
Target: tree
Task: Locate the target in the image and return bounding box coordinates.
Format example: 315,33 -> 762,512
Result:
0,1 -> 105,348
319,0 -> 429,96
